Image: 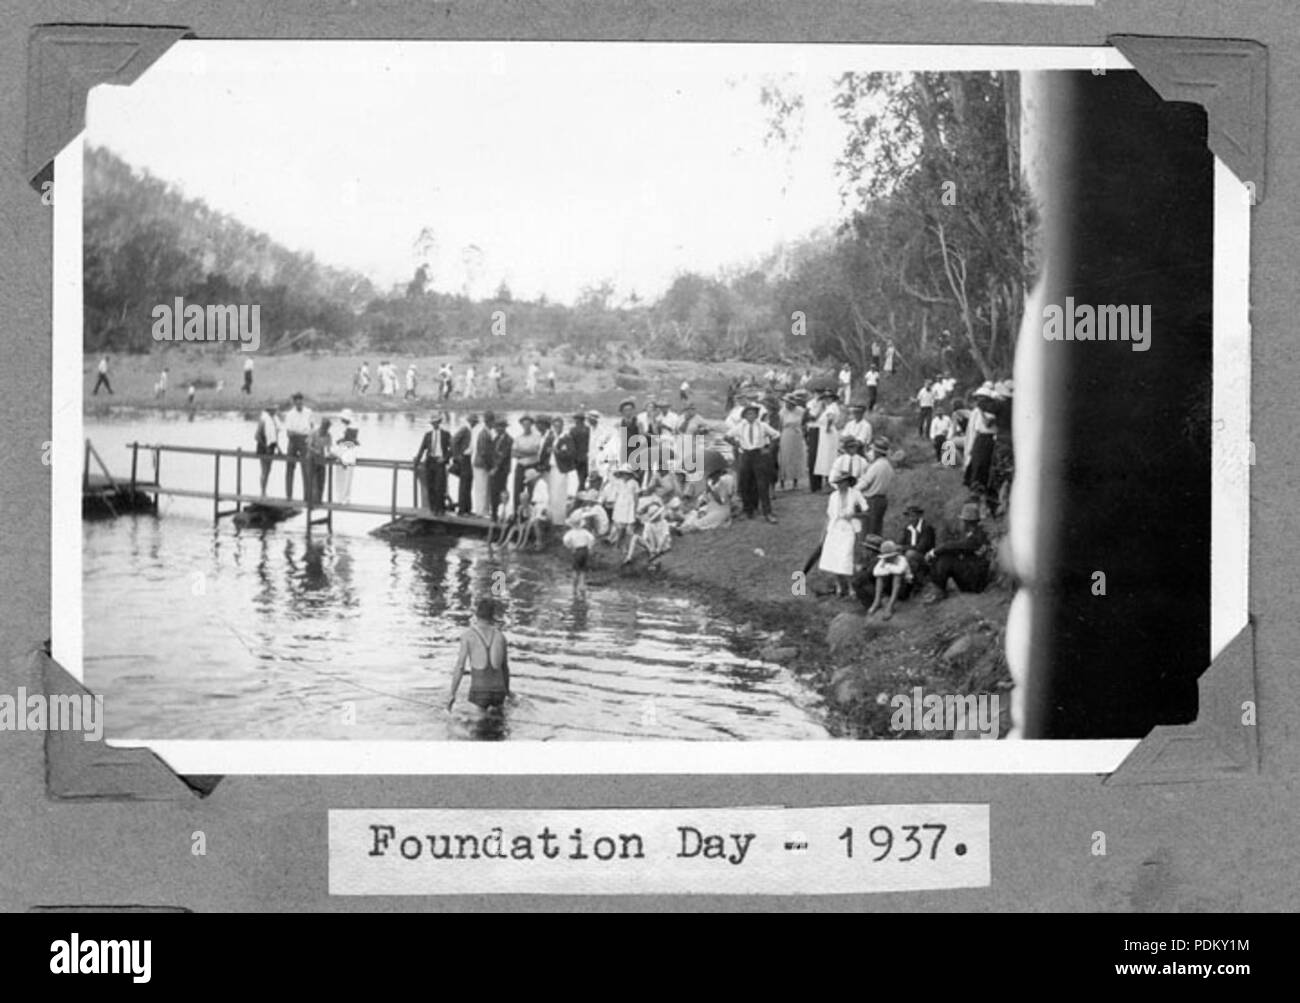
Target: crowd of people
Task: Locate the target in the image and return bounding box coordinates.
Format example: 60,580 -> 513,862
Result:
350,359 -> 559,401
249,359 -> 1013,608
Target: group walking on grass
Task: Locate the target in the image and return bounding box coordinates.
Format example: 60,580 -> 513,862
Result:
247,359 -> 1013,605
349,357 -> 561,403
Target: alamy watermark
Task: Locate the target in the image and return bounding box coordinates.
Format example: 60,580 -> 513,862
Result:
151,297 -> 261,352
0,688 -> 103,742
886,687 -> 1000,739
1042,298 -> 1151,352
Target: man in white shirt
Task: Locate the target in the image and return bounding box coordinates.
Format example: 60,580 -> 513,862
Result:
828,436 -> 868,487
242,355 -> 254,394
92,355 -> 113,395
282,392 -> 315,499
838,364 -> 852,404
929,409 -> 954,463
841,403 -> 872,446
864,366 -> 881,411
255,407 -> 280,495
728,401 -> 779,522
916,381 -> 935,438
526,362 -> 539,396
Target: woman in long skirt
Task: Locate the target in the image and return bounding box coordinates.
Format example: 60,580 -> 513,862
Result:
777,396 -> 807,491
818,472 -> 867,597
813,397 -> 842,486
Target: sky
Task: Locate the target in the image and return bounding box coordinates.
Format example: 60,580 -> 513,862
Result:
85,40 -> 858,305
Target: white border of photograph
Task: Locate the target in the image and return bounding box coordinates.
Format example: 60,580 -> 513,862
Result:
52,42 -> 1247,775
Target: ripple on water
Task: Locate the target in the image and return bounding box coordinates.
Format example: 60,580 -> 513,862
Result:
82,413 -> 828,743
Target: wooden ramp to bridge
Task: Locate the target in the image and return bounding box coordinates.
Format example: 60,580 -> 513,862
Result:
105,441 -> 499,535
82,440 -> 158,516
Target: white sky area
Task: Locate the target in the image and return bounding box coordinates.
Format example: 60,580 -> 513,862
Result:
86,40 -> 861,305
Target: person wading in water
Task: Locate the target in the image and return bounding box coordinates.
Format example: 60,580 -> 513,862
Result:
447,598 -> 511,713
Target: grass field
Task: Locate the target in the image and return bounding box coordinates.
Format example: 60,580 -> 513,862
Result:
83,348 -> 813,421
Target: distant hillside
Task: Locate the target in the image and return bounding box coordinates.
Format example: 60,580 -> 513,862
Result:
83,145 -> 376,352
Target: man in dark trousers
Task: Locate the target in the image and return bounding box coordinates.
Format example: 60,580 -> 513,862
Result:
413,412 -> 452,515
570,411 -> 591,489
925,502 -> 991,600
489,417 -> 513,521
728,401 -> 779,523
859,436 -> 894,536
897,503 -> 937,593
452,413 -> 479,514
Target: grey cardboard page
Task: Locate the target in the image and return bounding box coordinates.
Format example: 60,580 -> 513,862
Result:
1,2 -> 1294,911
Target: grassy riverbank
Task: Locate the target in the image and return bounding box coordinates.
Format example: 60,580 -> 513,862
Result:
83,349 -> 795,420
580,414 -> 1014,739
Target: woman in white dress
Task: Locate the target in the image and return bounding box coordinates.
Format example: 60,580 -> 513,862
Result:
544,417 -> 570,525
818,471 -> 867,597
679,470 -> 735,533
813,397 -> 842,485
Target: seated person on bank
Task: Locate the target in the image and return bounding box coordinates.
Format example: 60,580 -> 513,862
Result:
925,501 -> 992,601
898,503 -> 937,595
866,540 -> 913,620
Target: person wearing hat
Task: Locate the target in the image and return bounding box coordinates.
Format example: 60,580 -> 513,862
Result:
728,400 -> 779,523
819,470 -> 868,597
678,465 -> 736,534
859,436 -> 895,536
828,435 -> 868,487
916,380 -> 936,439
254,405 -> 281,497
777,394 -> 807,492
812,390 -> 842,490
471,410 -> 496,517
841,402 -> 872,446
282,392 -> 314,499
925,501 -> 992,601
562,494 -> 603,597
865,539 -> 913,619
898,503 -> 936,591
306,416 -> 334,504
675,402 -> 709,499
489,416 -> 513,521
837,363 -> 852,405
511,415 -> 542,517
452,413 -> 480,514
608,464 -> 640,547
413,412 -> 452,515
964,387 -> 998,494
513,466 -> 550,549
569,410 -> 591,489
332,409 -> 360,505
617,398 -> 647,479
863,364 -> 881,411
929,406 -> 954,464
541,415 -> 573,525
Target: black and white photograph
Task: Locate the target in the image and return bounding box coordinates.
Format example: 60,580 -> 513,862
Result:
53,41 -> 1246,771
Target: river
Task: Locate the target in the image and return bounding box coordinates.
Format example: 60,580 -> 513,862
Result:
82,409 -> 828,742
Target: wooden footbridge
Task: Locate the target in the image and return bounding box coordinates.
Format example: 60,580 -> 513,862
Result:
82,439 -> 498,537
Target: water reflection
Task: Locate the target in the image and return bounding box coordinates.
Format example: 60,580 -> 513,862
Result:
82,412 -> 828,743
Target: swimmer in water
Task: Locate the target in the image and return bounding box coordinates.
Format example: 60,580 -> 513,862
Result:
447,597 -> 510,713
